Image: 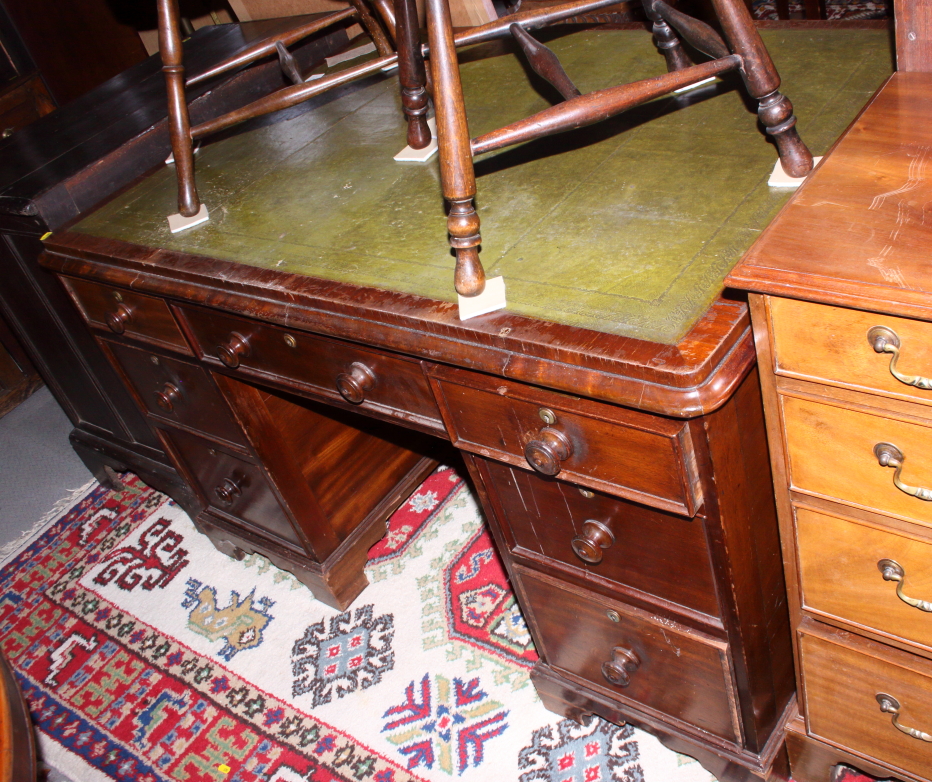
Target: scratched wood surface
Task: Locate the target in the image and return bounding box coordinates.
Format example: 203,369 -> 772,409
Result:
728,71 -> 932,320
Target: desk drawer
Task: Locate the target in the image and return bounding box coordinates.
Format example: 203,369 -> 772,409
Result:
797,506 -> 932,653
103,340 -> 246,447
516,567 -> 737,742
478,459 -> 719,617
783,396 -> 932,527
429,367 -> 701,515
178,306 -> 443,433
771,297 -> 932,408
63,277 -> 190,353
162,427 -> 303,550
801,628 -> 932,779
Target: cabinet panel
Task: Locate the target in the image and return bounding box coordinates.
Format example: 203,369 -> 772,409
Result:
797,506 -> 932,653
479,459 -> 720,617
105,340 -> 246,447
802,630 -> 932,780
783,395 -> 932,527
430,366 -> 701,516
163,426 -> 303,549
771,298 -> 932,408
516,567 -> 738,743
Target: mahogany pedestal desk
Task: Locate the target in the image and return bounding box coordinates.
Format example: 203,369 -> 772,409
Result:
41,28 -> 892,782
727,72 -> 932,782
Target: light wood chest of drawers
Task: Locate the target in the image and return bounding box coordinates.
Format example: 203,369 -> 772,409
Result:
727,71 -> 932,782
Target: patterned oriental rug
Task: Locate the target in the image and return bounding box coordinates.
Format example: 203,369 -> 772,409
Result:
0,469 -> 872,782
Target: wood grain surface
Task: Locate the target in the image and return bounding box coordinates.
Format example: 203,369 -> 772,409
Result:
770,297 -> 932,408
796,505 -> 932,654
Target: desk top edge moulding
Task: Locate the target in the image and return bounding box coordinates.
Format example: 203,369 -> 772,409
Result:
725,26 -> 932,781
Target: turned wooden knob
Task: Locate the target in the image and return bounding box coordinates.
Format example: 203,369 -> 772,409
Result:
601,646 -> 640,687
335,362 -> 376,404
154,382 -> 181,413
214,475 -> 243,505
217,332 -> 250,368
571,520 -> 615,564
105,303 -> 133,334
524,427 -> 573,476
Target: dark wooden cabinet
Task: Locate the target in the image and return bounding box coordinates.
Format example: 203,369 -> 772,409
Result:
0,19 -> 349,508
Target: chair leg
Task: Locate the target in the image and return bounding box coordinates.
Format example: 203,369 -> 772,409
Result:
157,0 -> 200,218
426,0 -> 485,297
709,0 -> 813,177
643,4 -> 692,72
395,0 -> 432,149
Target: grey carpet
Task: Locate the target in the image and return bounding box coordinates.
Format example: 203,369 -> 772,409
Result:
0,387 -> 92,551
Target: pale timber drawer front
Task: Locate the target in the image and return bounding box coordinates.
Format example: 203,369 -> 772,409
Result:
796,506 -> 932,652
770,297 -> 932,406
801,629 -> 932,779
782,395 -> 932,527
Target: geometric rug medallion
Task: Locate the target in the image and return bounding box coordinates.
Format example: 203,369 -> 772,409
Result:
1,467 -> 747,781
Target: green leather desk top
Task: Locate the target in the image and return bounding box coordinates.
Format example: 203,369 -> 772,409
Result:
73,28 -> 892,345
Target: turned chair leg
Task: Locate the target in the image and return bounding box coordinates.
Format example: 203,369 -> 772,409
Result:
426,0 -> 485,297
709,0 -> 813,177
395,0 -> 432,149
157,0 -> 200,218
643,2 -> 692,72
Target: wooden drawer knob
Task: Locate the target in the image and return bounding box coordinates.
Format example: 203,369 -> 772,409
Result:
601,646 -> 641,687
524,427 -> 573,476
154,382 -> 181,413
217,332 -> 250,369
214,475 -> 244,505
106,303 -> 133,334
571,520 -> 615,564
336,362 -> 376,404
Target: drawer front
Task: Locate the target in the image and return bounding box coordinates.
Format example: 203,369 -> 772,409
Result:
430,368 -> 701,516
105,340 -> 246,447
63,277 -> 190,353
179,306 -> 443,432
164,427 -> 303,549
801,630 -> 932,778
516,568 -> 738,742
771,297 -> 932,407
480,460 -> 719,617
783,395 -> 932,527
797,506 -> 932,652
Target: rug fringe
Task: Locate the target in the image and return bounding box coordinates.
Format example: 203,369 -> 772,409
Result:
0,478 -> 98,569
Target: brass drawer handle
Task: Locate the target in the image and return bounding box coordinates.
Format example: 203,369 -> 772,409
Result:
154,382 -> 181,413
335,362 -> 376,404
571,520 -> 614,564
868,326 -> 932,390
878,559 -> 932,612
106,303 -> 133,334
876,693 -> 932,742
601,646 -> 640,687
524,426 -> 573,476
215,475 -> 244,505
874,443 -> 932,501
217,332 -> 250,369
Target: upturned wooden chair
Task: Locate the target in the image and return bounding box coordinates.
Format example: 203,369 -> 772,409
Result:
159,0 -> 812,300
157,0 -> 429,229
419,0 -> 814,297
